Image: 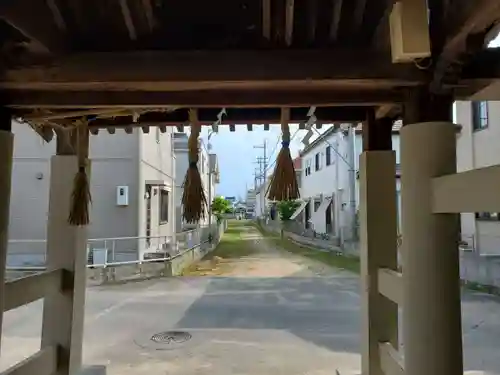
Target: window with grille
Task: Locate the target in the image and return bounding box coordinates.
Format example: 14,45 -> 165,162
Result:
472,101 -> 488,131
159,190 -> 169,224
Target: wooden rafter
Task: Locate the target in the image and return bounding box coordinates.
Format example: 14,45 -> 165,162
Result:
119,0 -> 137,40
262,0 -> 271,40
307,0 -> 318,43
46,0 -> 66,31
329,0 -> 343,42
353,0 -> 368,32
0,0 -> 65,53
141,0 -> 155,31
285,0 -> 295,46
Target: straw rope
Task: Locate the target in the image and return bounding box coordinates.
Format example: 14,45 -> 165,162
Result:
68,119 -> 92,226
181,109 -> 207,223
267,109 -> 300,201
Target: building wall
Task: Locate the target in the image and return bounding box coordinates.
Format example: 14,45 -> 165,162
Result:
8,123 -> 177,264
456,101 -> 500,254
8,123 -> 139,261
301,129 -> 401,239
138,127 -> 176,241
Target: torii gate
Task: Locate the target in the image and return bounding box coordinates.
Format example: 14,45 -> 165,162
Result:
1,0 -> 500,374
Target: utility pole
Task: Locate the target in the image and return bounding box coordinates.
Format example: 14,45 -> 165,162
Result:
254,141 -> 267,218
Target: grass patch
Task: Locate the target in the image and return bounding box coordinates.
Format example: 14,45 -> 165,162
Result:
256,221 -> 360,274
461,280 -> 500,295
182,220 -> 257,276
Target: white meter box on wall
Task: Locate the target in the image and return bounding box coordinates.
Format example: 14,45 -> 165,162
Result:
117,186 -> 129,206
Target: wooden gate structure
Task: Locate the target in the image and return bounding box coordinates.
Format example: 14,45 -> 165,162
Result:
1,1 -> 500,374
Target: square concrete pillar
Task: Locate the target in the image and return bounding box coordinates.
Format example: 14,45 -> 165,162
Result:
400,121 -> 462,375
359,151 -> 399,375
41,155 -> 90,375
0,127 -> 14,356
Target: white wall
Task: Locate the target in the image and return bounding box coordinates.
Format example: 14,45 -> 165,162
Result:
301,129 -> 401,238
138,127 -> 176,241
456,101 -> 500,254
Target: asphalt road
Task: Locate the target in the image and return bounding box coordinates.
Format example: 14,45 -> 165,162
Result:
1,238 -> 500,375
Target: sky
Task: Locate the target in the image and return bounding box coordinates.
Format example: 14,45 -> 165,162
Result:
200,124 -> 331,199
203,33 -> 500,200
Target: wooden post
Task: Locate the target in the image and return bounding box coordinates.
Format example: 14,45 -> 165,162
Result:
360,112 -> 399,375
0,108 -> 13,357
41,127 -> 90,375
401,94 -> 463,375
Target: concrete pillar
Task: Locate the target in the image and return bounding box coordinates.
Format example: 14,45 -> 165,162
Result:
360,114 -> 398,375
401,121 -> 462,375
0,114 -> 13,356
41,154 -> 89,375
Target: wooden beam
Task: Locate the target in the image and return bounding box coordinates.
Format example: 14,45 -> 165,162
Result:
431,0 -> 500,91
84,107 -> 372,128
6,89 -> 405,109
176,124 -> 184,132
329,0 -> 343,41
1,50 -> 425,91
107,127 -> 116,134
229,125 -> 236,132
90,128 -> 99,135
159,125 -> 166,133
432,165 -> 500,213
307,0 -> 318,43
262,0 -> 271,39
247,124 -> 253,131
141,0 -> 155,31
353,0 -> 368,32
119,0 -> 137,40
264,124 -> 270,131
141,126 -> 149,133
46,0 -> 66,31
285,0 -> 295,46
124,126 -> 134,134
0,0 -> 65,53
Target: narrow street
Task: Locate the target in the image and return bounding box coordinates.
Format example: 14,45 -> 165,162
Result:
1,222 -> 500,375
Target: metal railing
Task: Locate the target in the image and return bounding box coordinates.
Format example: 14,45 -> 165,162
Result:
7,222 -> 224,271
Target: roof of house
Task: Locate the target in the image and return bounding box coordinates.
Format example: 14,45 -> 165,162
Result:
300,121 -> 402,156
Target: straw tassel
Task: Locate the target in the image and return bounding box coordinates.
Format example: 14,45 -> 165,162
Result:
68,120 -> 92,226
267,108 -> 300,201
181,109 -> 207,223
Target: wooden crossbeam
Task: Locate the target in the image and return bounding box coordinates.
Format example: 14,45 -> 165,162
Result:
84,107 -> 371,128
6,89 -> 404,109
432,0 -> 500,91
1,50 -> 425,92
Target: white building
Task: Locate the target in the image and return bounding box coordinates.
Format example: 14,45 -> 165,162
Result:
173,132 -> 219,232
456,101 -> 500,254
8,122 -> 176,265
296,124 -> 401,244
246,188 -> 257,213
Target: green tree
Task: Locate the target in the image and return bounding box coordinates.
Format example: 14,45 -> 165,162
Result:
277,200 -> 301,221
211,196 -> 232,223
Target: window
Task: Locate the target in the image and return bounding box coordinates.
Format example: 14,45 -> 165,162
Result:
472,101 -> 488,131
305,159 -> 312,176
159,189 -> 169,223
326,146 -> 332,166
475,212 -> 500,221
315,152 -> 321,171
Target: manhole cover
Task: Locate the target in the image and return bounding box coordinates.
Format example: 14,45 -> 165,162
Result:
150,331 -> 192,344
